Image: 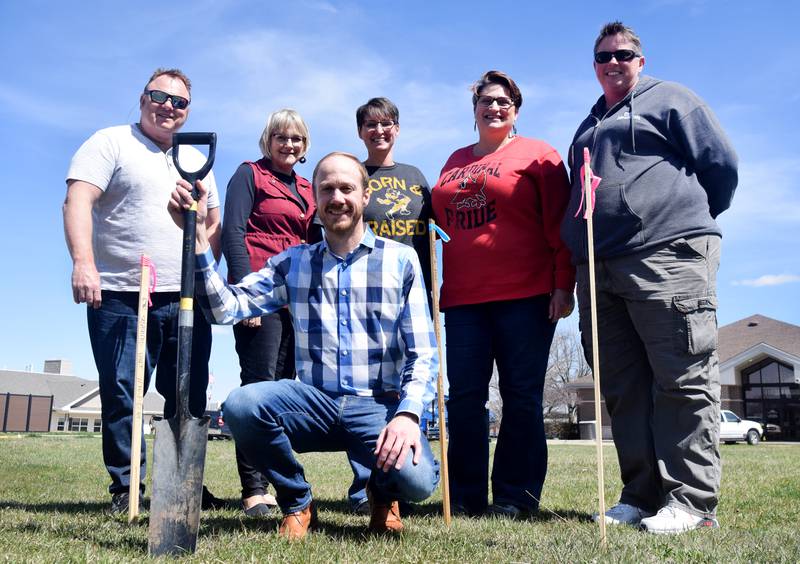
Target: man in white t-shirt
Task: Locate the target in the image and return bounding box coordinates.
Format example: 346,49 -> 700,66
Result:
63,68 -> 222,514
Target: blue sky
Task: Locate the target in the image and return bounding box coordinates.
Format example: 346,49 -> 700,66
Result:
1,1 -> 798,402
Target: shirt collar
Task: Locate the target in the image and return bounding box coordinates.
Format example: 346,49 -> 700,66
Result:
319,224 -> 376,259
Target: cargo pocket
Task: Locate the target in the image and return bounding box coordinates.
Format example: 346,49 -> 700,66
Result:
672,295 -> 718,355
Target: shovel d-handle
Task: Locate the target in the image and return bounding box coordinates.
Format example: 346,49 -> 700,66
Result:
172,132 -> 217,196
171,132 -> 216,420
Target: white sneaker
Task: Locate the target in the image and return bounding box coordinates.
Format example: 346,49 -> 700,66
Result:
640,505 -> 719,534
592,503 -> 654,526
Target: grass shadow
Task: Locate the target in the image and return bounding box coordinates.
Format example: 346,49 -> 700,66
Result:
1,499 -> 108,514
198,497 -> 414,542
7,510 -> 148,552
201,515 -> 375,542
534,507 -> 593,523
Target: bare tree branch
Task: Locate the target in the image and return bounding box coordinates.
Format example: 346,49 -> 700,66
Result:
487,328 -> 589,427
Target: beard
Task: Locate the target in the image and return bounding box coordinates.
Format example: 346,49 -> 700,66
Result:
321,204 -> 363,234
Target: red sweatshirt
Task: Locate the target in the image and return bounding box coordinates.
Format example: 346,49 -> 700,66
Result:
431,136 -> 575,309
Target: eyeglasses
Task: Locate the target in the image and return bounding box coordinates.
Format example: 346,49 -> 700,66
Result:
272,134 -> 305,145
594,49 -> 640,64
363,120 -> 396,131
145,89 -> 190,110
476,96 -> 514,109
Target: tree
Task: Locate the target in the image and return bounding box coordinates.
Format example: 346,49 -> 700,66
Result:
488,328 -> 590,427
543,329 -> 591,422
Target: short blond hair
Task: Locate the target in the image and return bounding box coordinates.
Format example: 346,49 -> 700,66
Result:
258,109 -> 311,161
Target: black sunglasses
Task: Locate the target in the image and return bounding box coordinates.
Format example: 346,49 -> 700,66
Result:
594,49 -> 640,64
145,89 -> 190,110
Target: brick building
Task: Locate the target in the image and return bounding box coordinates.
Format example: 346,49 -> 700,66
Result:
569,315 -> 800,441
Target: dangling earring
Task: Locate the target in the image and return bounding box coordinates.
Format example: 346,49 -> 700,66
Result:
512,124 -> 517,135
299,156 -> 307,164
474,121 -> 477,132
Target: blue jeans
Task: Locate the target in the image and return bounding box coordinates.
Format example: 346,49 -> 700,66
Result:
445,295 -> 555,513
223,379 -> 440,514
346,457 -> 372,510
87,291 -> 211,495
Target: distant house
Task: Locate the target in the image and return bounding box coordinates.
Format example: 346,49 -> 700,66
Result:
1,360 -> 164,433
569,315 -> 800,441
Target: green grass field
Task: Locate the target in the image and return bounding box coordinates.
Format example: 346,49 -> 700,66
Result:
1,434 -> 799,562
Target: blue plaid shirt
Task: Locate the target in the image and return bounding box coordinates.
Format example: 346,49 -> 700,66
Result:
195,227 -> 437,418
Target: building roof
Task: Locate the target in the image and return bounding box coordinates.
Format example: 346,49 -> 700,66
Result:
567,314 -> 800,389
0,369 -> 95,407
718,314 -> 800,363
567,375 -> 594,389
0,369 -> 164,412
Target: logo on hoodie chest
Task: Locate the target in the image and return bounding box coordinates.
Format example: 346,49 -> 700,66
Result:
616,111 -> 643,121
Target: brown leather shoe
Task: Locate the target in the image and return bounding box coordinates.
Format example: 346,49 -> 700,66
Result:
367,489 -> 403,533
278,503 -> 317,540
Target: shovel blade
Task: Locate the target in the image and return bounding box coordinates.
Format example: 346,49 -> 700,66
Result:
148,415 -> 210,556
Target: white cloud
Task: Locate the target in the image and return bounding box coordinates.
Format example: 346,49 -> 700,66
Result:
302,0 -> 338,14
717,157 -> 800,238
186,29 -> 501,177
732,274 -> 800,287
198,29 -> 390,121
0,84 -> 99,132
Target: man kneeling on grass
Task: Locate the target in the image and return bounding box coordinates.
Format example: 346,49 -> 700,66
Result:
169,152 -> 440,539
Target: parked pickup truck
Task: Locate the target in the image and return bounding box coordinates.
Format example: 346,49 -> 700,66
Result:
720,409 -> 763,445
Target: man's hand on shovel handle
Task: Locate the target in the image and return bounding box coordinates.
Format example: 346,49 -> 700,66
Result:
169,179 -> 210,254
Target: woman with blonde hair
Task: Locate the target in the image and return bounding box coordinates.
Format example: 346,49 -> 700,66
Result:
221,109 -> 320,516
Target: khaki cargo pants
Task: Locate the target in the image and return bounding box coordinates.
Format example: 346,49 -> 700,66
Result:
577,234 -> 721,518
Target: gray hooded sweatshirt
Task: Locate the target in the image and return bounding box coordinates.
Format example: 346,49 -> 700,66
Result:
560,75 -> 738,264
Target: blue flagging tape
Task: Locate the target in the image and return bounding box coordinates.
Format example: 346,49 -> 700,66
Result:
429,222 -> 451,243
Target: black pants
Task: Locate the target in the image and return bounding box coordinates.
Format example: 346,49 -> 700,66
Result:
232,308 -> 295,498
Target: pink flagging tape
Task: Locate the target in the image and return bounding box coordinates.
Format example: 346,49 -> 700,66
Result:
575,147 -> 602,219
140,255 -> 157,307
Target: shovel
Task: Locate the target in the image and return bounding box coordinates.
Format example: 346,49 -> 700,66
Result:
148,132 -> 216,556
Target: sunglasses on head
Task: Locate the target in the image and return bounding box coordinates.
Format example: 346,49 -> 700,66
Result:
594,49 -> 640,64
145,89 -> 190,110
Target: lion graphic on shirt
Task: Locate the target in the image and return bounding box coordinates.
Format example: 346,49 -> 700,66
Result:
377,189 -> 412,218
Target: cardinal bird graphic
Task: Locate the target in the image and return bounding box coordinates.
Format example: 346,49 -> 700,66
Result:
450,170 -> 487,210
